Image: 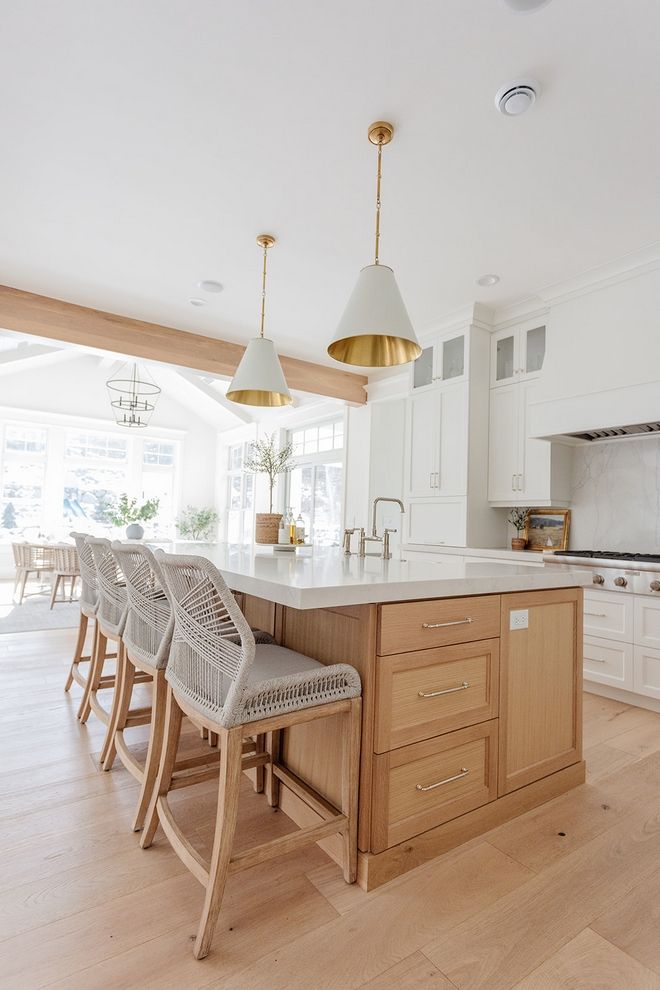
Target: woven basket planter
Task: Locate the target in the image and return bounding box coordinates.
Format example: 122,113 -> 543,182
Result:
255,512 -> 283,545
511,537 -> 527,551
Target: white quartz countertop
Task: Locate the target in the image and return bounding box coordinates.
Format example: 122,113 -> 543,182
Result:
160,543 -> 591,610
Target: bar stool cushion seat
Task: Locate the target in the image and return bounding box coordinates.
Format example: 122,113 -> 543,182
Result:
166,642 -> 361,729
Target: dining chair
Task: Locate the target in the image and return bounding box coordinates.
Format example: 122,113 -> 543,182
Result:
12,542 -> 55,604
140,552 -> 362,960
49,544 -> 80,609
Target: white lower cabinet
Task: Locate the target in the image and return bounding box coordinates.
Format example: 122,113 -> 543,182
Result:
405,498 -> 467,547
583,591 -> 634,643
633,645 -> 660,700
634,597 -> 660,650
583,635 -> 633,690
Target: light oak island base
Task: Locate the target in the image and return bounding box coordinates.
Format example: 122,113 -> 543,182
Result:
244,586 -> 585,890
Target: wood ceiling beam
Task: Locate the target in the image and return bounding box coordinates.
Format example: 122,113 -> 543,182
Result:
0,284 -> 368,405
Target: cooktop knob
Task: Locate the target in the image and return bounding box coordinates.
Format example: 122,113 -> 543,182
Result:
592,574 -> 605,585
614,576 -> 627,587
650,580 -> 660,592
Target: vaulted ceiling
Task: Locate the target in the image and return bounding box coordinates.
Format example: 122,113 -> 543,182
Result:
2,0 -> 659,366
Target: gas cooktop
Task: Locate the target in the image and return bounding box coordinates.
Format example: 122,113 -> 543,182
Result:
551,551 -> 660,563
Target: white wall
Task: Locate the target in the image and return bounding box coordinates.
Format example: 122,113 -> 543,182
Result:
570,436 -> 660,552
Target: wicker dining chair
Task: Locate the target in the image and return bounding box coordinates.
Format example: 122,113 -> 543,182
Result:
77,537 -> 132,726
140,552 -> 362,961
12,542 -> 55,604
49,544 -> 80,609
64,533 -> 99,695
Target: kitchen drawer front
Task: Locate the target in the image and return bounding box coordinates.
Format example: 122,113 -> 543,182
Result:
370,720 -> 498,852
378,595 -> 500,656
633,644 -> 660,699
634,597 -> 660,650
583,591 -> 633,643
374,639 -> 500,753
583,635 -> 633,690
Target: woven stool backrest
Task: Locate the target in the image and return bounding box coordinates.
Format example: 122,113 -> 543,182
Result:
86,537 -> 128,637
157,552 -> 255,725
53,545 -> 79,575
111,542 -> 172,670
70,533 -> 98,613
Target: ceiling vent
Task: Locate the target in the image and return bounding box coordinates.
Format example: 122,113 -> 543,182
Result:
566,422 -> 660,443
495,78 -> 540,116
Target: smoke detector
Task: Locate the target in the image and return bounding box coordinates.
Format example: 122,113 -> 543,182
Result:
495,78 -> 540,116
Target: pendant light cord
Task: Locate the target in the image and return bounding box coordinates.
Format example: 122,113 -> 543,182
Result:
374,138 -> 383,265
260,241 -> 269,338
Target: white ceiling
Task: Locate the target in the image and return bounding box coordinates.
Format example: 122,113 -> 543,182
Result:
2,0 -> 660,367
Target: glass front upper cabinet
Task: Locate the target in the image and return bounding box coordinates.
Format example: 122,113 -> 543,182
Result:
491,325 -> 546,386
525,325 -> 546,375
412,334 -> 466,388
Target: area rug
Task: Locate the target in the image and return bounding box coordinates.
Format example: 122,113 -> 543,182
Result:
0,580 -> 80,633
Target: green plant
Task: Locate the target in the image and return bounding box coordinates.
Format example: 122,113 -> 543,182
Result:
103,493 -> 160,528
176,505 -> 218,541
507,507 -> 529,534
244,433 -> 295,514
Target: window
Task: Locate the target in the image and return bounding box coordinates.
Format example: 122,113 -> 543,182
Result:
226,442 -> 254,543
287,417 -> 344,547
143,440 -> 176,466
63,429 -> 129,530
1,426 -> 48,536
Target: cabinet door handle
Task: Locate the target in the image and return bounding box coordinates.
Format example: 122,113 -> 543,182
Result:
435,471 -> 440,488
429,472 -> 434,489
585,611 -> 607,618
416,767 -> 469,792
418,680 -> 470,699
519,473 -> 524,491
512,474 -> 516,491
422,617 -> 474,629
587,657 -> 607,664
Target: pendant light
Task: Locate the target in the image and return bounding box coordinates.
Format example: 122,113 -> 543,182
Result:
106,362 -> 161,428
227,234 -> 292,407
328,121 -> 421,368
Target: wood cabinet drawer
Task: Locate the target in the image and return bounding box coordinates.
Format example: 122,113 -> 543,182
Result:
374,639 -> 500,753
583,591 -> 633,643
583,635 -> 633,690
378,595 -> 500,656
370,721 -> 498,852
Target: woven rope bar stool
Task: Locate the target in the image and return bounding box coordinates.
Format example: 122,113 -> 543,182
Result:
64,533 -> 99,695
140,553 -> 362,961
77,537 -> 133,726
50,544 -> 80,609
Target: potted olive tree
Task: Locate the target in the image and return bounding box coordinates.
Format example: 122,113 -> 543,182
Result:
244,433 -> 294,544
508,507 -> 529,551
104,494 -> 160,540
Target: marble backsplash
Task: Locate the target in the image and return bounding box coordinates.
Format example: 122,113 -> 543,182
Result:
569,436 -> 660,551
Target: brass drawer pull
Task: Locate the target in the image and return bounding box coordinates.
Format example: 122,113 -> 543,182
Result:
421,617 -> 474,629
587,657 -> 607,664
416,767 -> 469,792
418,680 -> 470,699
585,611 -> 607,618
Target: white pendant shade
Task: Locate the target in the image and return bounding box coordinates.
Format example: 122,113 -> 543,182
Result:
327,263 -> 422,368
227,337 -> 292,407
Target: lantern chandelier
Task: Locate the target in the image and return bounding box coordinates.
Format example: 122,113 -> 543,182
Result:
106,362 -> 161,428
227,234 -> 292,407
327,121 -> 422,368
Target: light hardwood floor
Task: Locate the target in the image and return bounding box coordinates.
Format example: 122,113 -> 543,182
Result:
2,627 -> 660,989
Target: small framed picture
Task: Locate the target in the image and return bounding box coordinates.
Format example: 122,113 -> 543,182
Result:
524,508 -> 571,552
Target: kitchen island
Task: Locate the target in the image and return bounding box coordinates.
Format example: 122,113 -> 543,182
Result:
170,544 -> 590,889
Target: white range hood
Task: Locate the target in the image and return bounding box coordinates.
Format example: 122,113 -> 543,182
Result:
528,262 -> 660,444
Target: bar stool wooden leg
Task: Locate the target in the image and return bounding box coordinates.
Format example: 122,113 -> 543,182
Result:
254,733 -> 266,794
193,725 -> 243,961
64,612 -> 91,692
77,629 -> 108,723
101,644 -> 132,769
49,575 -> 61,610
265,729 -> 281,808
340,697 -> 362,884
131,668 -> 168,832
140,687 -> 183,849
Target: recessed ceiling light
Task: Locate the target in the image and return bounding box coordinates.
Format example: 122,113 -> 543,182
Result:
189,298 -> 205,307
477,274 -> 500,287
198,280 -> 224,293
501,0 -> 552,12
495,78 -> 540,116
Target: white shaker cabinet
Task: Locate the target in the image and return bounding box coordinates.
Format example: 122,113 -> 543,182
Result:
405,383 -> 467,498
488,370 -> 571,507
490,323 -> 546,388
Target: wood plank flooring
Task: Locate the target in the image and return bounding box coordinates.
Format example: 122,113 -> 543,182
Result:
2,629 -> 660,988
